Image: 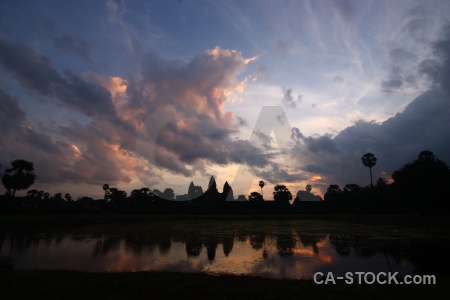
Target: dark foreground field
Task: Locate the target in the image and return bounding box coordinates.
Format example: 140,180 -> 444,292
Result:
1,270 -> 449,300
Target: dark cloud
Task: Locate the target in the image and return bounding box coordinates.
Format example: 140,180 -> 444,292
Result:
291,127 -> 304,141
0,36 -> 65,95
0,88 -> 26,132
52,34 -> 92,62
23,128 -> 62,155
293,83 -> 450,191
382,73 -> 403,92
152,122 -> 272,175
381,64 -> 421,93
0,111 -> 133,189
254,164 -> 307,185
421,24 -> 450,92
0,35 -> 119,122
304,134 -> 339,154
303,164 -> 333,175
0,37 -> 136,190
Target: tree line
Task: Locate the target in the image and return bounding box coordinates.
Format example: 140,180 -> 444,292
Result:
324,150 -> 450,213
1,150 -> 449,214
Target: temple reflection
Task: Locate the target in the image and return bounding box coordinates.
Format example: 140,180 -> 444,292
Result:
0,228 -> 443,278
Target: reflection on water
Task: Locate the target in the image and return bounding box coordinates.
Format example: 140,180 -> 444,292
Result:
2,227 -> 441,279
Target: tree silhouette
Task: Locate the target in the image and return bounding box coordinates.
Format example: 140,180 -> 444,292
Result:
324,184 -> 342,210
26,189 -> 42,200
130,189 -> 143,200
102,184 -> 110,201
64,193 -> 72,202
259,180 -> 265,198
248,191 -> 263,203
153,189 -> 162,197
276,233 -> 296,256
361,153 -> 377,186
108,188 -> 127,203
306,184 -> 312,193
163,188 -> 175,200
1,159 -> 36,196
392,150 -> 450,212
273,185 -> 292,205
343,183 -> 362,193
325,184 -> 341,195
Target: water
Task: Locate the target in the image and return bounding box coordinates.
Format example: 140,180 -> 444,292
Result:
0,220 -> 447,279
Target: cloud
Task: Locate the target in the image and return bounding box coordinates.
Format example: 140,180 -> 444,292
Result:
282,88 -> 296,109
381,7 -> 444,94
0,88 -> 26,132
303,134 -> 339,154
2,43 -> 267,193
381,66 -> 404,92
389,48 -> 417,64
287,25 -> 450,193
52,34 -> 92,62
0,36 -> 136,190
0,35 -> 119,122
254,164 -> 307,185
281,87 -> 303,109
420,25 -> 450,92
330,0 -> 354,21
293,80 -> 449,192
291,127 -> 304,141
235,116 -> 247,126
134,46 -> 273,176
0,91 -> 133,188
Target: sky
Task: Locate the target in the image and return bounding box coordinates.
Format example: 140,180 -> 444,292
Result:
1,0 -> 450,200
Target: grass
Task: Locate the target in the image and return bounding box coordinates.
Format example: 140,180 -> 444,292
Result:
0,270 -> 448,300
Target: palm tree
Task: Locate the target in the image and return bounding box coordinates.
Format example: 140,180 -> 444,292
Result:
1,159 -> 36,197
306,184 -> 312,193
102,184 -> 110,201
361,153 -> 377,186
259,180 -> 265,198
